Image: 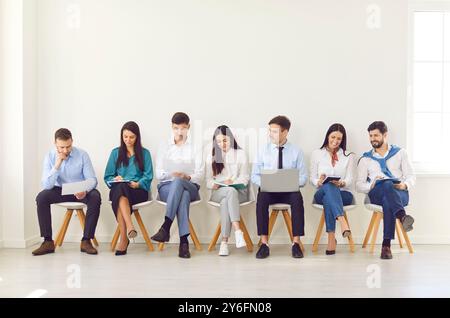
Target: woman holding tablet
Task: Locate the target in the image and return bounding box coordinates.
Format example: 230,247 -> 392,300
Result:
309,123 -> 355,255
205,125 -> 249,256
104,121 -> 153,255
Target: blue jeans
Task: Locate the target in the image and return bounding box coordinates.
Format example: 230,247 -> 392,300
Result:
314,183 -> 353,233
157,178 -> 200,237
368,180 -> 409,240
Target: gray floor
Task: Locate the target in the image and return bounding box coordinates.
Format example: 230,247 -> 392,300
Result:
0,243 -> 449,298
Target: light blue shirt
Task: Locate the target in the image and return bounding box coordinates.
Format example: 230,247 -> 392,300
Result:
251,141 -> 308,187
41,147 -> 98,191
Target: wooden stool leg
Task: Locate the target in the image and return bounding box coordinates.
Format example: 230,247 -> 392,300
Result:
239,216 -> 254,252
267,210 -> 278,240
282,210 -> 304,252
399,221 -> 414,254
56,209 -> 73,247
208,222 -> 222,252
55,210 -> 71,247
76,210 -> 99,247
312,211 -> 325,253
111,226 -> 120,251
158,242 -> 165,251
134,211 -> 154,251
369,212 -> 382,253
343,212 -> 355,253
258,210 -> 278,246
282,210 -> 294,242
395,220 -> 404,248
362,212 -> 377,248
189,220 -> 202,251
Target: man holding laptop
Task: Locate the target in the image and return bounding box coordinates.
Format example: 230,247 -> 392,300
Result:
33,128 -> 101,256
356,121 -> 416,260
251,116 -> 308,259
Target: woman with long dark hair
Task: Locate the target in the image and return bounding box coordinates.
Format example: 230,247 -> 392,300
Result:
310,123 -> 355,255
104,121 -> 153,256
206,125 -> 249,256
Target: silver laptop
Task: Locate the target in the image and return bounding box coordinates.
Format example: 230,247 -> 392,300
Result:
260,169 -> 300,192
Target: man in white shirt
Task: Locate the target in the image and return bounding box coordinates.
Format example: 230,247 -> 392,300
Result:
151,112 -> 204,258
356,121 -> 415,260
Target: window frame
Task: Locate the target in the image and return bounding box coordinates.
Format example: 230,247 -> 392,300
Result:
407,0 -> 450,175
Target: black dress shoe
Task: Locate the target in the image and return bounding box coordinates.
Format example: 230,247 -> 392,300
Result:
400,215 -> 414,232
151,227 -> 170,242
115,240 -> 130,256
256,244 -> 270,259
178,242 -> 191,258
380,246 -> 393,259
292,243 -> 304,258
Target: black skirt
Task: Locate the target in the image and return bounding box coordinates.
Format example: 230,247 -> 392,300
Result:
109,183 -> 149,218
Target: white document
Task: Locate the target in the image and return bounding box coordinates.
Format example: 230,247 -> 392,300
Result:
61,180 -> 91,195
164,159 -> 195,175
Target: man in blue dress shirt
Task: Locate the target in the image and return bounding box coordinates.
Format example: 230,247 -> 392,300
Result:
32,128 -> 101,256
251,116 -> 308,259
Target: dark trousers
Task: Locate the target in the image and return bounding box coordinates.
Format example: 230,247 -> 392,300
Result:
256,190 -> 305,237
36,187 -> 102,240
368,181 -> 409,240
109,183 -> 148,218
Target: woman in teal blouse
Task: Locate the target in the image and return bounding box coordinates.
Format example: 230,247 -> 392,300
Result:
104,121 -> 153,255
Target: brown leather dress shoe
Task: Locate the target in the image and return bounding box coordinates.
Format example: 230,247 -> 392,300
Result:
80,240 -> 98,255
381,246 -> 393,259
32,241 -> 55,256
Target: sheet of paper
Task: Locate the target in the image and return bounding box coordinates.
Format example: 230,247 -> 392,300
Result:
164,159 -> 195,174
61,180 -> 91,195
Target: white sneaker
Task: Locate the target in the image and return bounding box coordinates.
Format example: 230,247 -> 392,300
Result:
219,242 -> 229,256
235,230 -> 246,248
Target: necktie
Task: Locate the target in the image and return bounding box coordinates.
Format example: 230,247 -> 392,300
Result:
278,146 -> 284,169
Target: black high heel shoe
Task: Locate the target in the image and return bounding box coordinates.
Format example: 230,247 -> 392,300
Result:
342,230 -> 351,238
326,239 -> 337,255
115,240 -> 130,256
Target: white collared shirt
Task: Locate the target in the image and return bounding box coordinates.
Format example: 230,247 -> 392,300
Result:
156,134 -> 204,185
309,148 -> 355,192
205,148 -> 250,190
356,144 -> 416,194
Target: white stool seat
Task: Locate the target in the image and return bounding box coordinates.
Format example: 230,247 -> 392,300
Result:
312,204 -> 357,211
270,203 -> 291,210
312,195 -> 357,211
156,199 -> 201,206
107,200 -> 153,210
156,192 -> 202,207
131,200 -> 153,210
364,195 -> 408,212
365,203 -> 383,211
207,200 -> 253,208
207,184 -> 256,208
54,202 -> 87,209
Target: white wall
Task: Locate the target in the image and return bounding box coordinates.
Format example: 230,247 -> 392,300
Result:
0,0 -> 4,248
1,0 -> 448,247
0,0 -> 40,248
1,0 -> 27,248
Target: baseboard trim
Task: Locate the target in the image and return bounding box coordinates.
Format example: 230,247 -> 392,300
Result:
57,234 -> 450,245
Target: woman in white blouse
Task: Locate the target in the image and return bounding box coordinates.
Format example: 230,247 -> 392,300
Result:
206,125 -> 249,256
310,123 -> 355,255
